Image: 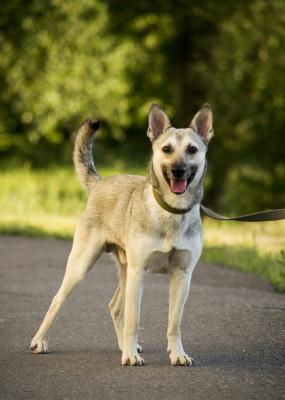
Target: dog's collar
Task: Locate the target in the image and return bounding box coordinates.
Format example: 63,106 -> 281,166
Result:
152,188 -> 192,214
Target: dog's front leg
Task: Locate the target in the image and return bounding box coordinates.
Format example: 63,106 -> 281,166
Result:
122,268 -> 144,366
167,268 -> 194,366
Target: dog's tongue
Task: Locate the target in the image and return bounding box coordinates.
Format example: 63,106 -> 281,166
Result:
170,179 -> 187,194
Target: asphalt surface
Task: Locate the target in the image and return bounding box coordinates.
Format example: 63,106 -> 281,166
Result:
0,236 -> 284,400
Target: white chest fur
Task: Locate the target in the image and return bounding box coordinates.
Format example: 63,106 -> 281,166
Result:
143,217 -> 203,274
129,199 -> 203,273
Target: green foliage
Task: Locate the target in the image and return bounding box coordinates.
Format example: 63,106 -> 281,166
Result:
206,0 -> 285,211
0,0 -> 284,211
0,0 -> 150,160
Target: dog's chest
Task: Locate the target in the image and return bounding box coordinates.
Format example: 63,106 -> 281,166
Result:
144,248 -> 191,274
143,221 -> 200,274
133,203 -> 203,273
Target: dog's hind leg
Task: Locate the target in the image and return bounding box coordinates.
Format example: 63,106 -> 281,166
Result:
109,255 -> 127,352
30,221 -> 104,354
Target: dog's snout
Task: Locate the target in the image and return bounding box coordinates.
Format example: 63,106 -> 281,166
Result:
171,168 -> 186,178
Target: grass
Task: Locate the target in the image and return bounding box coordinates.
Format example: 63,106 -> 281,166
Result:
203,221 -> 285,293
1,165 -> 284,292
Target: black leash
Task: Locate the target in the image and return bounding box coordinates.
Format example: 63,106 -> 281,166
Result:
152,188 -> 285,221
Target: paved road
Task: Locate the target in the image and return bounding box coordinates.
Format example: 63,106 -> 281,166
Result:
0,236 -> 284,400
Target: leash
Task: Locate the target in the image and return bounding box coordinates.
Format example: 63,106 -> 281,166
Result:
152,188 -> 285,221
200,204 -> 285,222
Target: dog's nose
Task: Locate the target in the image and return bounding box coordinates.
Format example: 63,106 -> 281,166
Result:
171,168 -> 186,178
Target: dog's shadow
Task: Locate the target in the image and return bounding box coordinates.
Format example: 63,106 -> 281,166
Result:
37,342 -> 283,369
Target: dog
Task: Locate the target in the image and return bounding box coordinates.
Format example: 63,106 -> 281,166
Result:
30,104 -> 213,366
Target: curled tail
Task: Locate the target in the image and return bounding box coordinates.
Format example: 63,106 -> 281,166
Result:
73,119 -> 100,192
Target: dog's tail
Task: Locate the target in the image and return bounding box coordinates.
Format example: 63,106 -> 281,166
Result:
73,119 -> 100,193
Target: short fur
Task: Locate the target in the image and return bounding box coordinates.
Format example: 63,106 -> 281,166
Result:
30,104 -> 214,366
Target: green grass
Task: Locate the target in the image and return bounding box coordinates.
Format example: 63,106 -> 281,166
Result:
1,166 -> 284,292
203,246 -> 285,293
202,219 -> 285,292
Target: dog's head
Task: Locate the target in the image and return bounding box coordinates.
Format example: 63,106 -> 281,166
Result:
148,104 -> 213,195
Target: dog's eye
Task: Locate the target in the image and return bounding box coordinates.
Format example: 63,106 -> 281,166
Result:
187,145 -> 198,154
162,145 -> 173,154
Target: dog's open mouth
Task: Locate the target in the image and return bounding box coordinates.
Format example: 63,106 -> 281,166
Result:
170,179 -> 187,194
168,172 -> 196,195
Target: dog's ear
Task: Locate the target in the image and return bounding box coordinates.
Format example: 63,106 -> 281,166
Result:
190,104 -> 214,143
147,104 -> 171,142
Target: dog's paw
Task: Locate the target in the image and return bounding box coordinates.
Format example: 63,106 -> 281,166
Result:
169,352 -> 194,366
122,352 -> 144,366
30,339 -> 48,354
119,342 -> 143,353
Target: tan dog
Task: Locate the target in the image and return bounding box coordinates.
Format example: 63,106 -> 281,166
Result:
30,104 -> 213,366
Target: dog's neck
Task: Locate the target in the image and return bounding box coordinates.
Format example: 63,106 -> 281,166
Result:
148,161 -> 205,213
